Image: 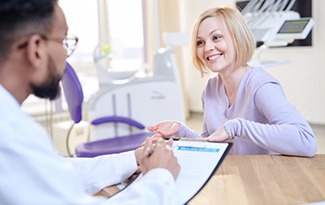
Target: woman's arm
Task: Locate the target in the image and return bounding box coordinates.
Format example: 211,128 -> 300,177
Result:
225,82 -> 317,157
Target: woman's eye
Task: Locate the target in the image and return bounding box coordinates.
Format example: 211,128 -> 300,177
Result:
213,35 -> 222,41
196,41 -> 204,47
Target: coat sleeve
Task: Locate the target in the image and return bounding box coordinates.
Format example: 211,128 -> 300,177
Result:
65,151 -> 138,194
106,168 -> 177,205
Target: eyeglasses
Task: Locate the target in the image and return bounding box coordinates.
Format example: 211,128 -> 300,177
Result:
17,34 -> 79,57
42,34 -> 79,57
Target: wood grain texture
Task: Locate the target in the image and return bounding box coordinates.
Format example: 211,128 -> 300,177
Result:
189,155 -> 325,205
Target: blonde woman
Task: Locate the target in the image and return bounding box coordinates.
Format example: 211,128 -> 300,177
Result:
148,6 -> 317,157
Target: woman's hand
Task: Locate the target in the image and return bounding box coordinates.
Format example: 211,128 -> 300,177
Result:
147,121 -> 180,142
207,126 -> 233,142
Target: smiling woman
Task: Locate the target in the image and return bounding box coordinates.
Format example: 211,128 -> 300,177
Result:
147,6 -> 317,158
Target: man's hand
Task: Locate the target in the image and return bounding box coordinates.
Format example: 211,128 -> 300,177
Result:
136,138 -> 180,180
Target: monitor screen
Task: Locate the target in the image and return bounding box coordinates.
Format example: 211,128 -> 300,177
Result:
278,19 -> 310,34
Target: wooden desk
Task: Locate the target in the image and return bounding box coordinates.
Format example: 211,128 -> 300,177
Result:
189,155 -> 325,205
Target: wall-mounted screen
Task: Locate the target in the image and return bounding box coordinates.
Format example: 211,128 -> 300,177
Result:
277,18 -> 314,39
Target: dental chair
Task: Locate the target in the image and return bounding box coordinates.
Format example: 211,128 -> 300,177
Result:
61,62 -> 152,157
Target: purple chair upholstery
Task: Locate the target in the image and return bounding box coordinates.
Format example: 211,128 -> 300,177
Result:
61,62 -> 83,123
61,62 -> 151,157
75,132 -> 151,157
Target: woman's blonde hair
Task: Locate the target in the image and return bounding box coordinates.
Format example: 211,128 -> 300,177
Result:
191,7 -> 256,77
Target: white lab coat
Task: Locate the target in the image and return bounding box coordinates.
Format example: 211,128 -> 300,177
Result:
0,85 -> 176,205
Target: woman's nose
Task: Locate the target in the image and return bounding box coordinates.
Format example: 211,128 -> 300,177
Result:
204,40 -> 215,51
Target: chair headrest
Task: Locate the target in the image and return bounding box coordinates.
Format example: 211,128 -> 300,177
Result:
61,62 -> 84,123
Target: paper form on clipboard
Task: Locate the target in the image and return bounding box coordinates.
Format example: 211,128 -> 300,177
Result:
172,139 -> 232,204
108,139 -> 232,205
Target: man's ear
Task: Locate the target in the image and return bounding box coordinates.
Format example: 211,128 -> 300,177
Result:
26,35 -> 46,69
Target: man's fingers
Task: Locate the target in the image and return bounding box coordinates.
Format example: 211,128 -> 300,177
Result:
145,147 -> 153,156
166,138 -> 174,147
143,137 -> 154,157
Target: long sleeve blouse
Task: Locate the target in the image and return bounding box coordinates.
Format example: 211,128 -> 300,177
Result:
177,67 -> 317,157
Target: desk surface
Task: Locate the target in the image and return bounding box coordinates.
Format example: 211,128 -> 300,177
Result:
189,154 -> 325,205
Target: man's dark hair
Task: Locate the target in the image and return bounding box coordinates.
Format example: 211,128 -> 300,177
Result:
0,0 -> 57,62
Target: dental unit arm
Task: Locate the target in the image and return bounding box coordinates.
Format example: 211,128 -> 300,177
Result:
241,0 -> 314,47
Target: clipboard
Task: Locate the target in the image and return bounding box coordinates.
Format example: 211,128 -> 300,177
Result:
102,139 -> 232,205
173,139 -> 232,204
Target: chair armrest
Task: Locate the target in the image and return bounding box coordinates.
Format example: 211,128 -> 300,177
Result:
90,116 -> 145,130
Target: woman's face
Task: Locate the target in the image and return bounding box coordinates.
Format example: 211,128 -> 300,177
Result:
196,16 -> 236,74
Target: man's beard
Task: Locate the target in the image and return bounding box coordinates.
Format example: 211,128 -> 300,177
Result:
31,57 -> 63,100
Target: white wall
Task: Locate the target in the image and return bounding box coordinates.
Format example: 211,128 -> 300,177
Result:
261,0 -> 325,124
179,0 -> 325,125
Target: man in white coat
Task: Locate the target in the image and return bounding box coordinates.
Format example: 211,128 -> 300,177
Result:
0,0 -> 180,204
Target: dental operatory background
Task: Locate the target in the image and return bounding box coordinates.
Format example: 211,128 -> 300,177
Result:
21,0 -> 325,156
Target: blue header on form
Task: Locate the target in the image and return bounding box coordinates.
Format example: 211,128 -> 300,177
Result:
177,146 -> 220,152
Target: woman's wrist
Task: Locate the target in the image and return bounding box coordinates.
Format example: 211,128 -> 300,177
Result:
223,126 -> 234,140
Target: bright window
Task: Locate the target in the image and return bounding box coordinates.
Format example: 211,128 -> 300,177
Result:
59,0 -> 99,63
59,0 -> 145,70
106,0 -> 144,64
